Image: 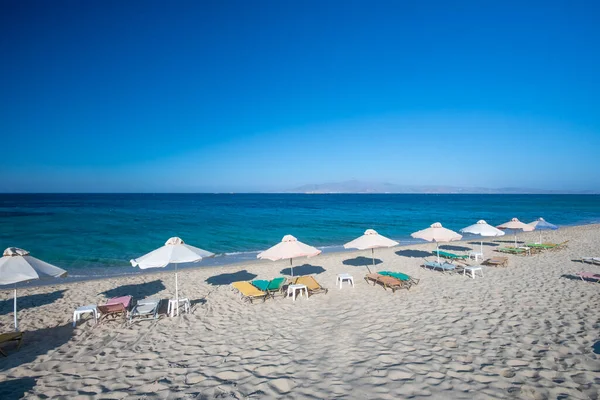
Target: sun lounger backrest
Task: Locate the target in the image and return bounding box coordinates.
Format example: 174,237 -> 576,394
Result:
294,275 -> 321,290
98,303 -> 126,315
268,277 -> 286,290
251,280 -> 270,291
106,295 -> 132,308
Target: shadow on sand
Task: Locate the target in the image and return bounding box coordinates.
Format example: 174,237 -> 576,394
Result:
100,280 -> 165,300
395,249 -> 431,258
439,245 -> 472,252
0,289 -> 67,316
0,323 -> 73,373
342,256 -> 382,267
468,241 -> 500,248
0,377 -> 37,399
593,341 -> 600,355
205,270 -> 257,286
280,264 -> 325,276
560,274 -> 585,282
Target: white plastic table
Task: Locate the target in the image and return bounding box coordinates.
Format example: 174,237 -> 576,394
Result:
469,251 -> 484,261
168,298 -> 190,317
336,273 -> 355,289
73,304 -> 98,327
287,284 -> 308,301
463,266 -> 484,279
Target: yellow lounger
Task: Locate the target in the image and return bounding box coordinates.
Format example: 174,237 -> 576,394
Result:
293,275 -> 328,296
231,281 -> 268,303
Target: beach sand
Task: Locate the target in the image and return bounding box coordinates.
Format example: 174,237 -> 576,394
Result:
1,224 -> 599,399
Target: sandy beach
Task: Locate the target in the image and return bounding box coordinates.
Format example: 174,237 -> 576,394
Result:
1,224 -> 599,399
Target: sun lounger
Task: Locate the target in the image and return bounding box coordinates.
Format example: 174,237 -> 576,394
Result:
378,271 -> 420,288
581,257 -> 600,265
129,298 -> 161,323
364,273 -> 408,292
232,281 -> 268,303
97,295 -> 132,322
576,272 -> 600,283
495,247 -> 526,255
292,275 -> 328,296
0,332 -> 23,357
432,250 -> 469,260
251,277 -> 287,297
482,256 -> 509,267
423,261 -> 456,273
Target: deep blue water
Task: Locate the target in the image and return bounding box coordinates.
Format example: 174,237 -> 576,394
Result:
1,194 -> 599,279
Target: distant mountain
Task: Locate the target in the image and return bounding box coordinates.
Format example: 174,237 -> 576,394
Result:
283,180 -> 597,194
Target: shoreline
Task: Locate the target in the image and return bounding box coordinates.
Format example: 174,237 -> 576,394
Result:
4,222 -> 599,291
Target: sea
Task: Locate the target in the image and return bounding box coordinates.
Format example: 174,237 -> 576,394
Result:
1,194 -> 599,281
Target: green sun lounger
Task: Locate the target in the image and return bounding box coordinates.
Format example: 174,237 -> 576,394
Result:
432,250 -> 469,260
378,271 -> 420,288
496,247 -> 526,255
251,277 -> 286,297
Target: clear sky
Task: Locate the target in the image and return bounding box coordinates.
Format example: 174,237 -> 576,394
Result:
1,0 -> 599,192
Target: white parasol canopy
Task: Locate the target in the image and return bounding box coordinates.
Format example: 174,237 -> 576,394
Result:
411,222 -> 462,263
0,247 -> 67,331
257,235 -> 321,277
130,237 -> 214,315
497,218 -> 534,247
344,229 -> 398,272
460,220 -> 505,256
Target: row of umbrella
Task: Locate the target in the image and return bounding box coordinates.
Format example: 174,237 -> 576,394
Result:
1,217 -> 557,330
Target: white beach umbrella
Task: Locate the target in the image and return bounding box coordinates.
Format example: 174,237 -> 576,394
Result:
411,223 -> 462,263
257,235 -> 321,277
528,218 -> 558,244
343,229 -> 399,272
460,220 -> 505,256
130,237 -> 214,313
497,218 -> 534,247
0,247 -> 67,331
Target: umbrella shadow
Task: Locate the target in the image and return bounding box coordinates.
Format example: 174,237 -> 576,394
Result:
205,270 -> 257,286
395,250 -> 431,258
0,322 -> 73,372
280,264 -> 325,276
0,377 -> 37,399
0,289 -> 66,316
100,280 -> 165,300
342,256 -> 382,267
494,239 -> 523,244
439,245 -> 472,252
593,341 -> 600,355
468,241 -> 499,247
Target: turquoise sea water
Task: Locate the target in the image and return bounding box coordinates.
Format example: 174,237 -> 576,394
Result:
1,194 -> 599,279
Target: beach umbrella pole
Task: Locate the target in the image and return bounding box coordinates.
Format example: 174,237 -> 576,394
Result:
14,286 -> 18,331
175,266 -> 179,316
436,242 -> 440,263
539,231 -> 542,244
480,240 -> 484,257
290,258 -> 293,277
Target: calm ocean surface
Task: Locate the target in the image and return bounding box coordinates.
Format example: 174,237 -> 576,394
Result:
1,194 -> 599,279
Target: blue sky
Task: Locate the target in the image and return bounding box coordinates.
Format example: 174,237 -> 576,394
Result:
1,0 -> 598,192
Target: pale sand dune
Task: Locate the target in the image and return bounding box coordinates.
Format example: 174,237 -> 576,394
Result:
1,225 -> 599,399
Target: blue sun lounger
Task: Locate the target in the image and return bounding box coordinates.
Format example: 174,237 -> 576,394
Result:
423,261 -> 456,273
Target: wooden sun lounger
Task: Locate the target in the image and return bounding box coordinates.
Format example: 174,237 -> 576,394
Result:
0,332 -> 24,356
293,275 -> 328,296
482,256 -> 509,267
364,273 -> 408,292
